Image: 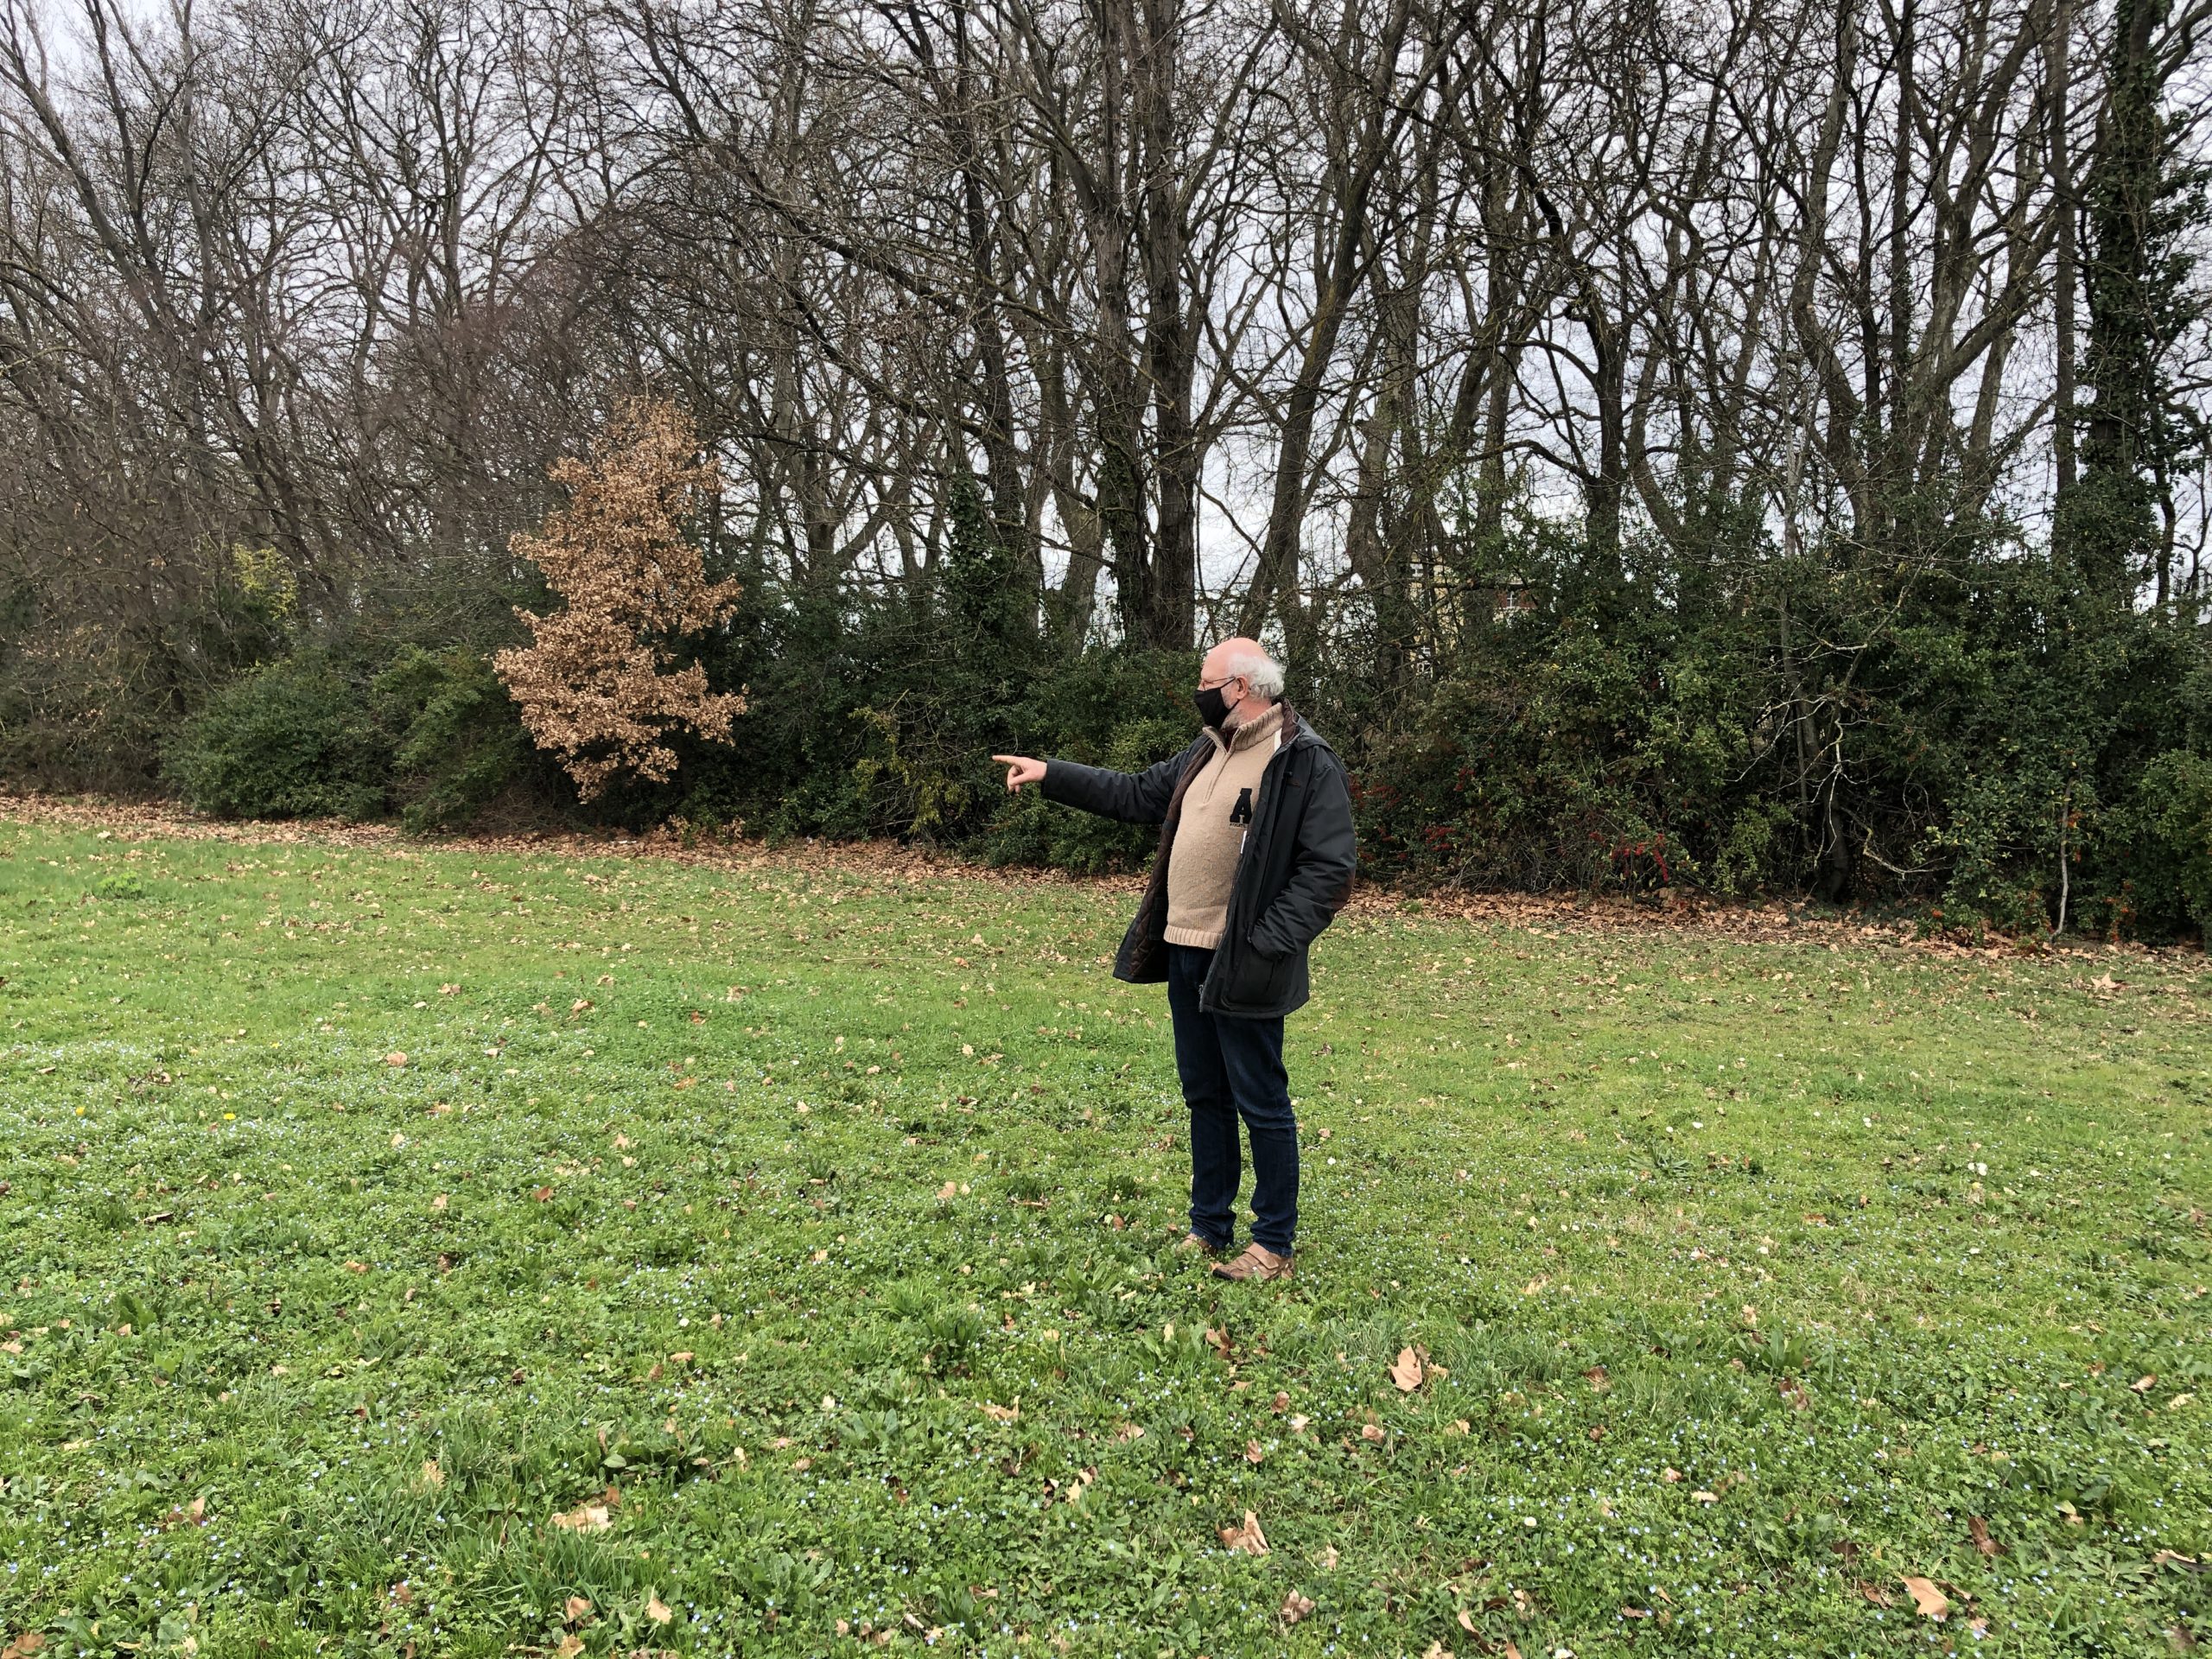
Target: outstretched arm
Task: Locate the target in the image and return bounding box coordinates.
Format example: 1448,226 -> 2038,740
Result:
992,741 -> 1204,825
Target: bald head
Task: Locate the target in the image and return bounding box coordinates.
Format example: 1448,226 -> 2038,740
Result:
1202,638 -> 1283,696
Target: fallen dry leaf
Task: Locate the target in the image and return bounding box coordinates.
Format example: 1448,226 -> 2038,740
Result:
982,1401 -> 1020,1422
420,1459 -> 444,1490
1361,1422 -> 1386,1443
1967,1516 -> 2002,1557
1856,1580 -> 1892,1609
1245,1440 -> 1265,1465
936,1180 -> 958,1200
1218,1510 -> 1269,1556
551,1503 -> 612,1534
1421,1643 -> 1453,1659
1390,1345 -> 1427,1392
646,1592 -> 673,1624
2133,1375 -> 2158,1393
554,1637 -> 583,1659
1901,1576 -> 1949,1620
1457,1609 -> 1479,1635
563,1594 -> 592,1623
384,1052 -> 407,1067
1583,1364 -> 1611,1392
4,1636 -> 48,1659
1281,1590 -> 1316,1625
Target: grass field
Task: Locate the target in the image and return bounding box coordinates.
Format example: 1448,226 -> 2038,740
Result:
1,813 -> 2208,1659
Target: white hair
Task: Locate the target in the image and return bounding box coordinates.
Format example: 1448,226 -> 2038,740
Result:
1223,646 -> 1285,700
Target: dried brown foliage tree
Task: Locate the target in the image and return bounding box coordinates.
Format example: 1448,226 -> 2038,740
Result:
494,401 -> 745,800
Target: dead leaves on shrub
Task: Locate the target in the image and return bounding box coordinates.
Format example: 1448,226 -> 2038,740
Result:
495,398 -> 747,801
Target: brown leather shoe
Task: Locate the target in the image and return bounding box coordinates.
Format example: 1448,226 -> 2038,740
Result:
1173,1231 -> 1228,1258
1211,1243 -> 1294,1282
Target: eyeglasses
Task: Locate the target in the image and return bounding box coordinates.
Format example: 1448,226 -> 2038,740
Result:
1197,674 -> 1243,691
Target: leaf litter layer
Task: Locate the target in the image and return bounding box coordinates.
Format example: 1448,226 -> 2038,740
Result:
12,788 -> 2209,958
1,815 -> 2207,1656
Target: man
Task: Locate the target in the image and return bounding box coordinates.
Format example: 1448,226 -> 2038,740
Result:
993,639 -> 1355,1282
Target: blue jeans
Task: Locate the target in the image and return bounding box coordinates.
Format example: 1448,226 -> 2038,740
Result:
1166,944 -> 1298,1255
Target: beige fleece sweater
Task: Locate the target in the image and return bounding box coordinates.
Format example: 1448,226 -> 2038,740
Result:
1164,704 -> 1283,950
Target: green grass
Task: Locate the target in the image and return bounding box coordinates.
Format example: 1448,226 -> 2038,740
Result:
1,818 -> 2208,1659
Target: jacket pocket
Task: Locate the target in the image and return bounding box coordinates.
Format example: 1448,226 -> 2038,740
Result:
1232,932 -> 1294,1007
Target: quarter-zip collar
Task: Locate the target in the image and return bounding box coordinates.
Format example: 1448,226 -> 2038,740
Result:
1205,702 -> 1284,757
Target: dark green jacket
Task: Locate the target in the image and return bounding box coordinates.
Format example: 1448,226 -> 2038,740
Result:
1040,701 -> 1356,1017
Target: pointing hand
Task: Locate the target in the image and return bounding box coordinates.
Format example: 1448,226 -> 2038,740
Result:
992,754 -> 1046,793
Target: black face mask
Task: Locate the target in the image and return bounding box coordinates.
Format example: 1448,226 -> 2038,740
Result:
1193,681 -> 1236,730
